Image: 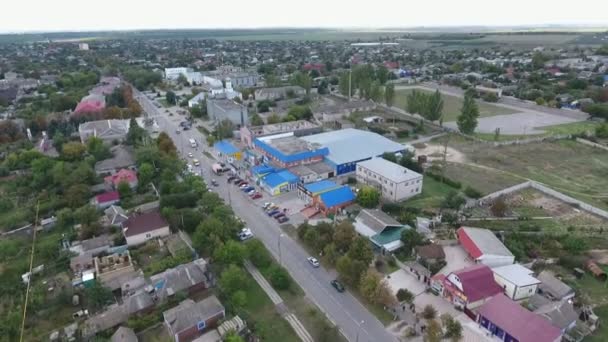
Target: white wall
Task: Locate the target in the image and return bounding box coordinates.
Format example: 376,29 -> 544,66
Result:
355,166 -> 422,202
494,274 -> 538,300
126,226 -> 170,246
477,255 -> 515,268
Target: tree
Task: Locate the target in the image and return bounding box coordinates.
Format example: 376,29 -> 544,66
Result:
400,229 -> 425,256
287,105 -> 312,120
268,265 -> 291,290
85,282 -> 113,311
52,132 -> 66,153
61,142 -> 86,161
348,236 -> 374,266
457,94 -> 479,134
426,90 -> 444,121
359,269 -> 397,306
441,314 -> 463,341
442,190 -> 466,210
595,123 -> 608,138
117,181 -> 132,200
336,255 -> 367,286
290,71 -> 312,94
422,305 -> 437,320
406,90 -> 427,115
370,81 -> 384,102
214,240 -> 248,265
339,72 -> 352,96
225,331 -> 245,342
357,186 -> 380,208
483,92 -> 499,102
166,91 -> 177,105
220,265 -> 248,295
376,65 -> 389,85
333,221 -> 356,253
267,113 -> 281,124
157,132 -> 177,156
66,184 -> 91,208
176,74 -> 188,86
250,113 -> 264,126
490,197 -> 508,217
396,288 -> 414,303
424,319 -> 442,342
86,136 -> 110,161
216,120 -> 235,140
138,163 -> 154,189
385,83 -> 395,107
126,118 -> 146,146
246,239 -> 272,268
230,290 -> 247,312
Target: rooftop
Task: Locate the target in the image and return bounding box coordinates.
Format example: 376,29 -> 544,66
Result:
537,270 -> 575,300
123,210 -> 169,237
357,158 -> 422,183
95,145 -> 135,172
163,296 -> 224,334
457,227 -> 514,259
450,264 -> 503,303
96,191 -> 120,203
319,186 -> 356,208
249,120 -> 319,136
355,209 -> 403,235
208,98 -> 245,112
415,244 -> 446,260
214,140 -> 239,155
150,259 -> 210,299
255,133 -> 329,164
303,180 -> 339,194
492,264 -> 540,287
262,170 -> 299,188
478,294 -> 562,342
301,128 -> 407,165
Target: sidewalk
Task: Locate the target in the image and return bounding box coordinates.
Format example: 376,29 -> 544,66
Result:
244,260 -> 314,342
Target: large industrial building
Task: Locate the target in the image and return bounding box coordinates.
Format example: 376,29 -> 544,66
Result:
253,132 -> 329,169
300,128 -> 408,175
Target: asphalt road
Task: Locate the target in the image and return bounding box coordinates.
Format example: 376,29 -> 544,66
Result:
133,90 -> 397,342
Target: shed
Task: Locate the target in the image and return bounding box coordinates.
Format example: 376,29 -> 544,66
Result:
537,270 -> 575,301
457,227 -> 514,268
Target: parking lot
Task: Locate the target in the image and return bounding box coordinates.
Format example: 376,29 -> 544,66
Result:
438,244 -> 475,275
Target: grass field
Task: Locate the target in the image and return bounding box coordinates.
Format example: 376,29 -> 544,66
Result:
394,88 -> 517,122
444,163 -> 521,195
442,137 -> 608,210
406,176 -> 460,209
585,305 -> 608,342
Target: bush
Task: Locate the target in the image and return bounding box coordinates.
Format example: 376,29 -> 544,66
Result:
396,288 -> 414,303
422,305 -> 437,320
425,172 -> 462,189
246,239 -> 272,269
395,129 -> 410,138
463,186 -> 482,199
268,265 -> 291,290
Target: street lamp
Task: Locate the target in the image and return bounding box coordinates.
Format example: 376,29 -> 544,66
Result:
278,233 -> 285,266
356,320 -> 365,342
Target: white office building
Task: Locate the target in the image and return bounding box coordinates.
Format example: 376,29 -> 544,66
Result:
356,158 -> 422,202
164,67 -> 191,80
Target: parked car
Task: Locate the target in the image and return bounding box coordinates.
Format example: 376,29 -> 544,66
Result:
187,152 -> 193,158
274,213 -> 285,219
193,159 -> 200,166
265,206 -> 279,213
307,257 -> 320,268
267,209 -> 280,217
238,228 -> 253,241
211,179 -> 219,187
263,202 -> 275,209
175,130 -> 181,134
331,280 -> 345,293
242,186 -> 254,193
251,193 -> 262,200
270,211 -> 284,218
277,216 -> 289,223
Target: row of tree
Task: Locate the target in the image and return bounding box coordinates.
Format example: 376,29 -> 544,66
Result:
406,89 -> 444,122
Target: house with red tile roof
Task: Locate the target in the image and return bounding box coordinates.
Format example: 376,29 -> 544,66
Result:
477,294 -> 562,342
122,210 -> 170,246
104,169 -> 138,190
457,227 -> 514,268
92,191 -> 120,210
74,94 -> 106,115
443,264 -> 503,309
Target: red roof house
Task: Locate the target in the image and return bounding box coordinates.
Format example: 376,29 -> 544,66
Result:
92,191 -> 120,209
457,227 -> 514,267
443,264 -> 503,309
122,210 -> 170,246
74,94 -> 106,115
383,61 -> 399,69
104,169 -> 138,190
302,63 -> 324,72
477,294 -> 562,342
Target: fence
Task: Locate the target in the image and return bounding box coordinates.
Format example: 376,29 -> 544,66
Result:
576,138 -> 608,152
467,180 -> 608,221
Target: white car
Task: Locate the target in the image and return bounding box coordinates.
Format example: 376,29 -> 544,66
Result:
238,228 -> 253,241
307,257 -> 320,268
187,152 -> 193,158
193,159 -> 200,166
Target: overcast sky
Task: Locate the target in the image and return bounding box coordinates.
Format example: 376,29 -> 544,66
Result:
1,0 -> 607,33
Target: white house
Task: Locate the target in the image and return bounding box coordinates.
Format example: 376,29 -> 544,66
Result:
356,158 -> 423,202
492,264 -> 540,300
122,211 -> 170,246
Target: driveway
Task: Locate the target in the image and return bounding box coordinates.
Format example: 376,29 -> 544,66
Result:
438,245 -> 474,275
386,270 -> 426,296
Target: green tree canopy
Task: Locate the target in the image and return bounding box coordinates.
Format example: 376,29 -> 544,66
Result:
456,94 -> 480,134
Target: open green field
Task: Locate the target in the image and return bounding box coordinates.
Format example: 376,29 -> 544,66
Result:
406,176 -> 459,209
441,136 -> 608,210
444,163 -> 521,195
394,88 -> 517,122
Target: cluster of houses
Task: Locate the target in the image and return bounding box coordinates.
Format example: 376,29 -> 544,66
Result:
412,226 -> 595,342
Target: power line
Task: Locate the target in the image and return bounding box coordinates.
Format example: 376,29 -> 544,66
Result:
19,201 -> 40,342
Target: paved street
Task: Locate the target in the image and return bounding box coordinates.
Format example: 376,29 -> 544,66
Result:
133,90 -> 397,342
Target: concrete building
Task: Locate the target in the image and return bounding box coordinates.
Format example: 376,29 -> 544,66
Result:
240,120 -> 322,148
165,67 -> 191,80
226,72 -> 259,88
457,227 -> 515,268
163,296 -> 225,342
206,99 -> 248,127
122,211 -> 170,246
78,43 -> 89,51
356,158 -> 423,202
492,264 -> 540,301
78,119 -> 130,144
253,132 -> 329,169
254,86 -> 306,101
301,129 -> 408,175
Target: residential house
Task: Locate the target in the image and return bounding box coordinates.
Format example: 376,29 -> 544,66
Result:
122,210 -> 170,246
356,158 -> 423,202
477,294 -> 562,342
149,258 -> 211,300
104,169 -> 138,190
74,94 -> 106,115
529,294 -> 578,333
163,296 -> 225,342
443,264 -> 503,309
111,326 -> 138,342
537,270 -> 575,301
354,209 -> 409,253
92,191 -> 120,210
79,119 -> 130,143
457,227 -> 515,268
105,205 -> 129,226
492,264 -> 540,300
95,145 -> 136,175
415,244 -> 446,264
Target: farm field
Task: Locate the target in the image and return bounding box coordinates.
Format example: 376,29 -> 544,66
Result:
394,88 -> 517,122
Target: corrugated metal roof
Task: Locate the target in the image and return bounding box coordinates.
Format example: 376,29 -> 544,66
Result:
319,186 -> 355,208
254,137 -> 328,164
492,264 -> 540,287
214,140 -> 239,155
301,128 -> 407,165
357,158 -> 422,183
303,180 -> 339,194
458,227 -> 513,258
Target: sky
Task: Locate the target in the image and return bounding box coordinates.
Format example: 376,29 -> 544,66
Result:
1,0 -> 607,33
